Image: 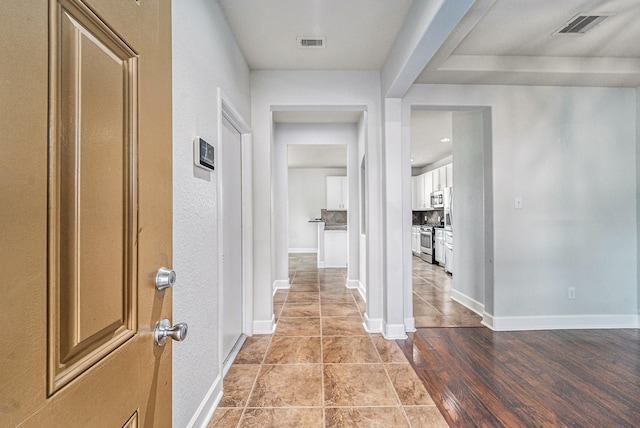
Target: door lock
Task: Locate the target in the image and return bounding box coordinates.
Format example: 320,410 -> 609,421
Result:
155,267 -> 176,290
154,319 -> 188,346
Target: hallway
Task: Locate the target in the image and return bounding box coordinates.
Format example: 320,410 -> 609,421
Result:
208,253 -> 448,427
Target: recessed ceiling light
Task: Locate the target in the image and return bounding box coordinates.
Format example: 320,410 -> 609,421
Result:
410,158 -> 414,163
440,137 -> 451,143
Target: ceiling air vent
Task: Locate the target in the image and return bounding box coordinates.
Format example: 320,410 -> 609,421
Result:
296,36 -> 326,49
554,13 -> 613,35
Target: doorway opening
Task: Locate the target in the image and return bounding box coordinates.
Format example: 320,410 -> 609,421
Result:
408,106 -> 493,328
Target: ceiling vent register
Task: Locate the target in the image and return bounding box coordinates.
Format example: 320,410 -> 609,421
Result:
554,13 -> 613,35
297,36 -> 326,48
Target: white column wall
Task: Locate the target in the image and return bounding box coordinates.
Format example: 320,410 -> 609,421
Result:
171,1 -> 251,426
251,71 -> 383,332
383,98 -> 411,337
451,110 -> 487,311
404,84 -> 638,330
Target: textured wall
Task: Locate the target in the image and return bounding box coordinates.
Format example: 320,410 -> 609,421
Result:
172,1 -> 251,426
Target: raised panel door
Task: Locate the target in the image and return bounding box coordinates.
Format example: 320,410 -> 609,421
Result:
0,0 -> 172,426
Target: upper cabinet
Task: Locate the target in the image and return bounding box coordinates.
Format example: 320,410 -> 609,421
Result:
326,176 -> 348,210
432,163 -> 453,191
412,163 -> 452,211
412,172 -> 432,210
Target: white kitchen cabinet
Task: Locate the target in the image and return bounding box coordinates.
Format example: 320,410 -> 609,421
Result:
435,228 -> 445,264
434,168 -> 443,191
412,173 -> 432,210
411,176 -> 418,210
326,176 -> 348,210
324,230 -> 347,267
411,226 -> 421,255
445,164 -> 453,188
423,172 -> 432,209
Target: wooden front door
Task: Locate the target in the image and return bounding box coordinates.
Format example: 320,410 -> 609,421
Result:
0,0 -> 172,426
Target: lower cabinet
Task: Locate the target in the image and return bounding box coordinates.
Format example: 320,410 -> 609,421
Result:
435,229 -> 445,264
324,230 -> 347,267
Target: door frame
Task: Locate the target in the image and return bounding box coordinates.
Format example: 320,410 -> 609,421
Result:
216,88 -> 253,374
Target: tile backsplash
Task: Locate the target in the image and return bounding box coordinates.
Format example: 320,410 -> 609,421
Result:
412,210 -> 444,226
321,209 -> 347,225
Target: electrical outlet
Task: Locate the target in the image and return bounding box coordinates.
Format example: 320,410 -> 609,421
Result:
568,287 -> 576,300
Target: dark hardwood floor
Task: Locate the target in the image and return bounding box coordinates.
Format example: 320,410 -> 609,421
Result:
397,327 -> 640,427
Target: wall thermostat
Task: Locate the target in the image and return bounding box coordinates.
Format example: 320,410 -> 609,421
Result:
194,137 -> 215,171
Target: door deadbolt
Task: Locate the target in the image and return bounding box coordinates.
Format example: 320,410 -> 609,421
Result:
156,267 -> 176,291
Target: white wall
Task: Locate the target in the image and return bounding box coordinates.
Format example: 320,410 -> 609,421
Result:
251,71 -> 384,333
404,84 -> 638,330
451,110 -> 487,311
288,168 -> 347,252
172,1 -> 251,426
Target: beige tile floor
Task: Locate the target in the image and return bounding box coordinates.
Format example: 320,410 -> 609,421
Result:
208,253 -> 448,427
411,256 -> 483,328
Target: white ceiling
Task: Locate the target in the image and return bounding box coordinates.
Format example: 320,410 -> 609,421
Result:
218,0 -> 640,167
217,0 -> 413,70
411,111 -> 453,169
416,0 -> 640,87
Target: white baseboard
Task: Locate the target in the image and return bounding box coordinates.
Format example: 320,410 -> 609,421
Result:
272,279 -> 290,291
186,374 -> 223,428
404,317 -> 416,332
490,314 -> 639,331
382,321 -> 407,340
253,315 -> 276,334
357,281 -> 366,302
481,312 -> 494,330
363,313 -> 382,333
345,279 -> 359,289
288,248 -> 317,254
451,289 -> 484,316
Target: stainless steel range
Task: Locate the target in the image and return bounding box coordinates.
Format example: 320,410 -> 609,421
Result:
419,226 -> 435,264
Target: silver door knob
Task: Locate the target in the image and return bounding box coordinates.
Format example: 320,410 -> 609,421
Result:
156,267 -> 176,290
154,318 -> 188,346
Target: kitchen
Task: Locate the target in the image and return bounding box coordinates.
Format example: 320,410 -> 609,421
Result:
410,111 -> 454,275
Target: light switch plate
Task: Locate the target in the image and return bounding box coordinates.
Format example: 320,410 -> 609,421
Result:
514,196 -> 523,209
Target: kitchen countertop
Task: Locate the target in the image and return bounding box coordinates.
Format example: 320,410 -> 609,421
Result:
325,224 -> 347,231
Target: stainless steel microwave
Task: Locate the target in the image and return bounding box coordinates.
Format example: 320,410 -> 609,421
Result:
431,190 -> 444,208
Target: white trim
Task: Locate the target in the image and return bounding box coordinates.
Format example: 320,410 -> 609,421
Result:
363,312 -> 382,333
404,317 -> 416,332
451,289 -> 484,316
216,88 -> 254,362
288,248 -> 317,254
481,312 -> 494,330
273,279 -> 290,291
346,279 -> 359,289
490,314 -> 639,331
356,281 -> 367,302
185,374 -> 223,428
382,321 -> 407,340
318,261 -> 326,268
253,315 -> 276,335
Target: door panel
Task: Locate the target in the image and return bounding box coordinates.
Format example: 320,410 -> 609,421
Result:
221,116 -> 243,361
51,0 -> 138,393
0,0 -> 172,426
